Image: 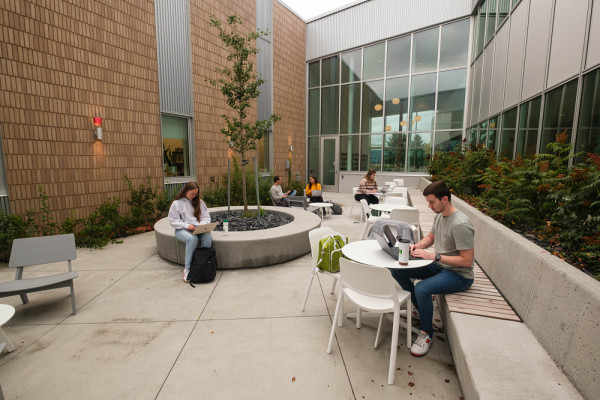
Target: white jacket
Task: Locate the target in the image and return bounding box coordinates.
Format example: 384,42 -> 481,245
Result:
168,198 -> 211,230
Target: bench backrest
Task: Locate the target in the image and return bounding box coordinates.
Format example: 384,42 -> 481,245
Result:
9,234 -> 77,269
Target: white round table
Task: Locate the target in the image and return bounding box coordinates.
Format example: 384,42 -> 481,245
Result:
342,240 -> 432,269
0,304 -> 16,352
369,203 -> 415,213
309,202 -> 333,220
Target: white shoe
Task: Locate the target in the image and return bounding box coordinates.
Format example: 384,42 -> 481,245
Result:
411,331 -> 432,357
400,309 -> 420,320
183,269 -> 190,283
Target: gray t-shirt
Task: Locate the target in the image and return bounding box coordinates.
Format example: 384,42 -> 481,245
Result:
431,209 -> 474,280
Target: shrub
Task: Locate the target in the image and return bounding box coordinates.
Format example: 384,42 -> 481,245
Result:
75,197 -> 125,248
0,210 -> 36,262
125,175 -> 163,227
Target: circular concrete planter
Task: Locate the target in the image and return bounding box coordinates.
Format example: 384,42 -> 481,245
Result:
154,206 -> 321,269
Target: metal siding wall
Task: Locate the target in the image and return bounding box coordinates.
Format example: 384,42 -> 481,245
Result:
503,1 -> 528,110
490,23 -> 509,116
521,0 -> 552,100
547,0 -> 589,88
306,0 -> 471,59
480,44 -> 495,120
587,0 -> 600,69
155,0 -> 193,116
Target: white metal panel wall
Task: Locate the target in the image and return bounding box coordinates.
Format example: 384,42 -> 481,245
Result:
521,0 -> 552,100
547,0 -> 589,88
470,56 -> 483,125
306,0 -> 471,60
586,0 -> 600,69
490,23 -> 509,116
479,43 -> 495,120
155,0 -> 193,116
503,1 -> 528,109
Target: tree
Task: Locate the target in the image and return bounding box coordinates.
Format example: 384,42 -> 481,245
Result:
207,15 -> 281,212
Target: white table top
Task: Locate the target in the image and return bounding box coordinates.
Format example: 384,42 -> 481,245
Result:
342,240 -> 432,269
0,304 -> 15,326
369,203 -> 415,213
310,202 -> 333,208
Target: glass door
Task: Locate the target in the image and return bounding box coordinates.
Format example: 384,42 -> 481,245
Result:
321,137 -> 338,191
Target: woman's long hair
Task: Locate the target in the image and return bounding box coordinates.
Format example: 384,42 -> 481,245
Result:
309,174 -> 319,186
363,169 -> 376,183
174,181 -> 202,221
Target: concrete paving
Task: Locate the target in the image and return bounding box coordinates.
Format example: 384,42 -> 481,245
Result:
0,191 -> 463,400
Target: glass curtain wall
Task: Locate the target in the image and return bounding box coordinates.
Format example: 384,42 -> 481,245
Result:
499,107 -> 517,159
516,96 -> 542,158
576,69 -> 600,157
540,79 -> 578,153
306,18 -> 469,173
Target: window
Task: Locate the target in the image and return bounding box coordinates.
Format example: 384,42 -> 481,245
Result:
307,137 -> 320,176
360,134 -> 383,170
385,77 -> 409,132
341,83 -> 361,134
541,79 -> 578,153
440,20 -> 469,69
363,43 -> 385,80
308,89 -> 320,136
322,56 -> 339,86
475,1 -> 487,58
499,107 -> 517,159
410,73 -> 436,131
387,36 -> 411,77
383,133 -> 407,171
479,121 -> 488,147
0,128 -> 7,198
340,135 -> 359,171
488,116 -> 498,150
341,49 -> 362,83
516,96 -> 541,158
162,115 -> 190,177
308,61 -> 320,88
436,69 -> 467,130
435,131 -> 462,154
486,0 -> 497,44
407,132 -> 432,172
412,27 -> 439,73
498,0 -> 511,28
576,69 -> 600,156
361,80 -> 384,133
321,86 -> 339,134
469,126 -> 478,148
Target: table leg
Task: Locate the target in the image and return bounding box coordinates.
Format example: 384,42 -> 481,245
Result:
0,328 -> 15,352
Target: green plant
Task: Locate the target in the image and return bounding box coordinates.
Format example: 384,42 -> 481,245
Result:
0,209 -> 36,262
125,175 -> 162,227
38,185 -> 57,236
75,197 -> 125,248
206,14 -> 281,212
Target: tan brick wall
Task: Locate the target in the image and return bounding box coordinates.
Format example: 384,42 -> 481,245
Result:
0,0 -> 162,221
273,1 -> 306,187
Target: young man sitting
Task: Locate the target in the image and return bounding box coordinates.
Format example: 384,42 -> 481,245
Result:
270,175 -> 296,207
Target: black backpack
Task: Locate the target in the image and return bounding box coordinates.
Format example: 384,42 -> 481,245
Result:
188,247 -> 217,286
331,202 -> 343,215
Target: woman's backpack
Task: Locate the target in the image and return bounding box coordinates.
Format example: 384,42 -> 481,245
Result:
316,233 -> 347,273
188,247 -> 217,286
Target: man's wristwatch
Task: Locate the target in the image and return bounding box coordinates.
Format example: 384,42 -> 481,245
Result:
435,253 -> 441,262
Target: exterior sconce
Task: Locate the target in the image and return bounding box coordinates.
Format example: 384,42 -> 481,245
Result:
93,117 -> 103,140
289,145 -> 293,152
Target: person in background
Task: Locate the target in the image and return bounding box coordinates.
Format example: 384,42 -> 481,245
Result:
168,182 -> 212,283
270,175 -> 296,206
305,175 -> 324,203
354,169 -> 379,205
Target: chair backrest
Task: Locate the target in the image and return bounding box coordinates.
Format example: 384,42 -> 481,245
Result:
384,196 -> 408,206
9,234 -> 77,269
339,258 -> 397,301
389,208 -> 419,226
384,181 -> 397,188
390,186 -> 407,195
309,227 -> 336,266
393,178 -> 405,186
352,187 -> 359,194
359,199 -> 371,217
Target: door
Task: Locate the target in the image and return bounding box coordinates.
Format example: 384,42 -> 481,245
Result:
320,136 -> 338,192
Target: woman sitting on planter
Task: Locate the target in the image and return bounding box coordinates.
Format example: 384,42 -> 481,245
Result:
168,181 -> 212,283
305,175 -> 324,203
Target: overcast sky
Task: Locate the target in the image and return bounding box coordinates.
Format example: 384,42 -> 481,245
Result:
279,0 -> 357,20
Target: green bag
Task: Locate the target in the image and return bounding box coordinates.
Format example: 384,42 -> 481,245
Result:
316,233 -> 348,273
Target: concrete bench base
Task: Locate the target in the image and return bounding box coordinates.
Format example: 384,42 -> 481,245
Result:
439,299 -> 583,400
154,206 -> 321,269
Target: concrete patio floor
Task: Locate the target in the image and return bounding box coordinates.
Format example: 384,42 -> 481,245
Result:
0,191 -> 463,399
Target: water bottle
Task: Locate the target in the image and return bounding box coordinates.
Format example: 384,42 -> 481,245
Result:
398,239 -> 410,266
223,219 -> 229,235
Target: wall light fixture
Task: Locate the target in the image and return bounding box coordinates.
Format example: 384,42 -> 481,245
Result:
93,117 -> 103,140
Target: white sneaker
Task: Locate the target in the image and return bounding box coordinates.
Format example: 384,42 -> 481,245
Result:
183,269 -> 190,283
400,309 -> 420,320
411,331 -> 432,357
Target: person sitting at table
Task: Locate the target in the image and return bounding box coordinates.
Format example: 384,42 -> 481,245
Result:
354,169 -> 379,205
390,181 -> 474,357
305,175 -> 324,203
270,175 -> 296,207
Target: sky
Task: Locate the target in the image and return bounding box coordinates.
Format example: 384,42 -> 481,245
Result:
279,0 -> 358,20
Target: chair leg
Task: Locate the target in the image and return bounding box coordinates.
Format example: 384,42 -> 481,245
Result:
374,313 -> 384,349
69,280 -> 77,315
356,307 -> 362,328
406,297 -> 412,348
327,290 -> 344,354
388,310 -> 400,385
328,276 -> 337,294
0,329 -> 15,352
360,221 -> 370,240
300,267 -> 318,311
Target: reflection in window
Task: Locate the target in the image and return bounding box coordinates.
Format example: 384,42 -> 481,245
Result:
407,132 -> 432,172
340,135 -> 360,171
307,137 -> 320,176
362,80 -> 384,133
321,87 -> 339,134
385,77 -> 409,132
440,20 -> 469,69
341,49 -> 362,83
308,89 -> 320,136
475,1 -> 487,58
488,116 -> 498,150
341,83 -> 361,134
383,133 -> 407,171
410,73 -> 436,131
436,69 -> 466,130
576,69 -> 600,156
541,79 -> 578,153
309,61 -> 320,88
363,43 -> 385,80
498,0 -> 511,27
162,115 -> 190,177
361,134 -> 383,171
479,121 -> 488,147
435,131 -> 462,154
499,107 -> 517,159
486,0 -> 497,44
322,56 -> 339,86
469,126 -> 478,148
412,27 -> 439,73
516,96 -> 541,158
387,35 -> 411,77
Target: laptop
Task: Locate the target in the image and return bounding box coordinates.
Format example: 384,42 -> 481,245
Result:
193,222 -> 218,235
310,189 -> 322,197
375,225 -> 424,261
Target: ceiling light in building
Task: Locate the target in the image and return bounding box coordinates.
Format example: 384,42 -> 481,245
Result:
415,115 -> 422,122
392,97 -> 400,105
385,125 -> 391,131
374,104 -> 383,112
400,121 -> 407,126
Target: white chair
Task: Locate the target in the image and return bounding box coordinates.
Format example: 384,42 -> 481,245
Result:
390,208 -> 421,241
384,196 -> 408,206
393,178 -> 405,186
384,181 -> 397,188
388,186 -> 408,198
327,258 -> 412,385
359,199 -> 389,240
300,227 -> 338,311
349,187 -> 363,220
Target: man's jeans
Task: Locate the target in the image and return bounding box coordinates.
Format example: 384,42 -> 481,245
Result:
174,229 -> 212,270
391,263 -> 473,336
